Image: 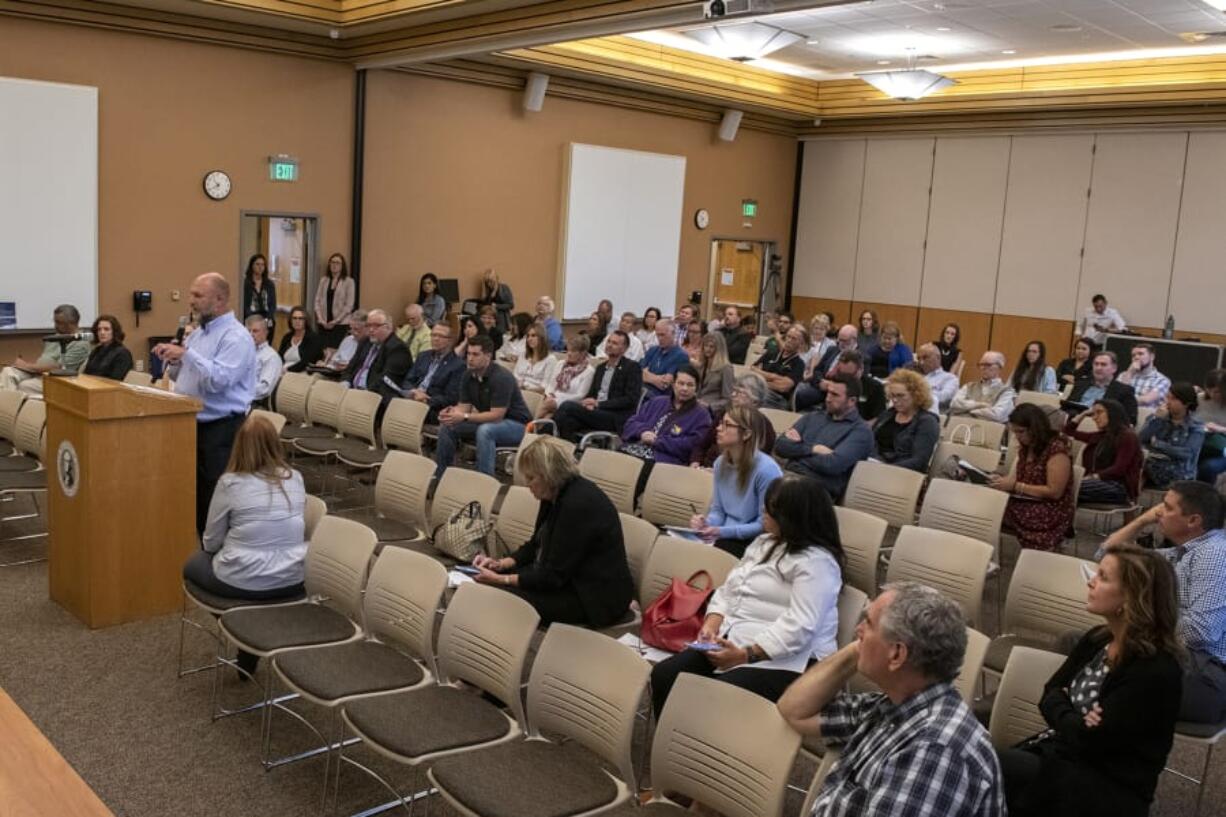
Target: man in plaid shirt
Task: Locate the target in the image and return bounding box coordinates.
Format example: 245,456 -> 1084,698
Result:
778,582 -> 1004,817
1117,343 -> 1171,410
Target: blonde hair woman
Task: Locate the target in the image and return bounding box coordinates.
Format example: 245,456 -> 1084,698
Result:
477,268 -> 514,333
872,368 -> 940,472
471,437 -> 633,627
695,329 -> 734,412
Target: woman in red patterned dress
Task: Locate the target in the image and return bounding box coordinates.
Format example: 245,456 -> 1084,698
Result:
989,403 -> 1076,551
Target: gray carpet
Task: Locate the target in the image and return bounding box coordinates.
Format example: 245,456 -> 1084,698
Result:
1,467 -> 1224,817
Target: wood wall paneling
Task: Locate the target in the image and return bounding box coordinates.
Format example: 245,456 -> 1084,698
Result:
1079,132 -> 1187,328
1168,131 -> 1226,335
994,134 -> 1095,320
790,297 -> 852,327
919,136 -> 1010,312
989,314 -> 1078,381
851,138 -> 934,306
915,307 -> 992,383
791,139 -> 865,300
852,301 -> 919,352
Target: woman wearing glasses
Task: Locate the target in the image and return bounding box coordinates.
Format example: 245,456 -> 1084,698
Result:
278,306 -> 323,373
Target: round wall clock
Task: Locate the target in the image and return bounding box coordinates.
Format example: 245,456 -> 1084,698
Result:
694,209 -> 710,229
202,170 -> 232,201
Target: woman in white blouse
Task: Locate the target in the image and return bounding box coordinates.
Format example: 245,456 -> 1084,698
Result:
513,323 -> 554,393
650,473 -> 844,716
538,335 -> 594,420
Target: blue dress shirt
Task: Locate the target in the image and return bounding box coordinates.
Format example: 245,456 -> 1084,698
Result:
171,311 -> 256,421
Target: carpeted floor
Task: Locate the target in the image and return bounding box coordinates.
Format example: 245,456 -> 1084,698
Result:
1,464 -> 1223,817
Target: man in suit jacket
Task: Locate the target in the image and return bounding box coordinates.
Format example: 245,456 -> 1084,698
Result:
403,321 -> 465,422
554,330 -> 643,442
343,309 -> 411,404
1069,350 -> 1139,425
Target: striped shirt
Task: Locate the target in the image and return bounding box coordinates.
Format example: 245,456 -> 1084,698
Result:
811,682 -> 1004,817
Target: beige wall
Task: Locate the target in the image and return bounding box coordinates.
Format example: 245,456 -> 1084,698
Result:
360,70 -> 797,322
0,18 -> 354,364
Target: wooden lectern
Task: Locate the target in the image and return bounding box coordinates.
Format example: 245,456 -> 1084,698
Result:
44,375 -> 201,629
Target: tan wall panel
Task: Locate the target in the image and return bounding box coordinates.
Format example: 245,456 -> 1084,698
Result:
792,139 -> 864,300
851,138 -> 933,306
1079,132 -> 1187,328
361,70 -> 797,322
915,308 -> 992,383
1169,132 -> 1226,335
0,17 -> 354,362
791,297 -> 852,326
852,301 -> 918,350
995,134 -> 1094,320
989,314 -> 1077,382
919,136 -> 1010,312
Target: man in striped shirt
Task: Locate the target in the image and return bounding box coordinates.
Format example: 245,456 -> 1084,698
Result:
778,582 -> 1004,817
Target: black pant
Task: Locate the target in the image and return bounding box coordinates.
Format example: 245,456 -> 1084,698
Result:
714,538 -> 753,559
554,401 -> 624,443
504,584 -> 591,627
998,747 -> 1042,816
650,648 -> 799,717
196,414 -> 246,535
182,550 -> 305,601
1181,649 -> 1226,723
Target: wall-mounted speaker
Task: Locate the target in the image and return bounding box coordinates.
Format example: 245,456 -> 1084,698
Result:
718,109 -> 743,142
523,73 -> 550,113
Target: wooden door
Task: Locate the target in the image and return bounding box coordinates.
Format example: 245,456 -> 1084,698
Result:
708,240 -> 764,320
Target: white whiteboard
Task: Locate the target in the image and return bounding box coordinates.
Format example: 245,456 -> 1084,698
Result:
0,77 -> 98,329
558,143 -> 686,320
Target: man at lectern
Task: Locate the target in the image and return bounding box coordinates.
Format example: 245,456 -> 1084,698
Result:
153,273 -> 256,534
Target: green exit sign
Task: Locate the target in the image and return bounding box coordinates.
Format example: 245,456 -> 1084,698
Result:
269,156 -> 299,182
742,199 -> 758,217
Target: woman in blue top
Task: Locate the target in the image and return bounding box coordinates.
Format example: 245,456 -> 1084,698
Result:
689,405 -> 782,558
1010,340 -> 1059,394
535,295 -> 566,351
1139,381 -> 1206,488
417,272 -> 447,325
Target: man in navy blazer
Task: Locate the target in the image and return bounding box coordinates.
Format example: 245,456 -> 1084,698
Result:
403,321 -> 465,422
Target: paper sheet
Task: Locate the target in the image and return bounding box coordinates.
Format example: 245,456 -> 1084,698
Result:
616,633 -> 676,664
447,570 -> 475,588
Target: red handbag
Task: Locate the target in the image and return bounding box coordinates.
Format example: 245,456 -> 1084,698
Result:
640,571 -> 715,653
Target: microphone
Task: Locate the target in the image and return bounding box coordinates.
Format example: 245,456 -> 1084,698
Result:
42,331 -> 94,343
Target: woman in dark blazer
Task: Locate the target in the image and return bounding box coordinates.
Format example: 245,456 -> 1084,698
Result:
277,306 -> 324,373
83,314 -> 134,381
472,436 -> 633,628
997,543 -> 1183,817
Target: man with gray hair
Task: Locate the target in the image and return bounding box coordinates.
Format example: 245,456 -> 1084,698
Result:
0,304 -> 90,393
325,310 -> 368,370
778,582 -> 1004,817
245,314 -> 282,404
949,350 -> 1015,423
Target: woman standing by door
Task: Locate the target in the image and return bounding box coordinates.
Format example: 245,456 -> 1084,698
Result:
313,253 -> 355,351
242,254 -> 277,332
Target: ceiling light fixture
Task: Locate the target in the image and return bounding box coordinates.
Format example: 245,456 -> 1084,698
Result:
680,21 -> 805,61
1001,49 -> 1016,54
856,49 -> 955,100
1199,0 -> 1226,11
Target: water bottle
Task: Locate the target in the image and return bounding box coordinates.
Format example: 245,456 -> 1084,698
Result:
1163,315 -> 1175,340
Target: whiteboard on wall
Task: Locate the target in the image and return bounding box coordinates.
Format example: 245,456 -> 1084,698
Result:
558,143 -> 686,320
0,77 -> 98,330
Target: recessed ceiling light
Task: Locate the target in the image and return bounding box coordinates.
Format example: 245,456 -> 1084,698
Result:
936,27 -> 951,32
1001,49 -> 1016,54
806,38 -> 821,45
1049,23 -> 1083,33
877,59 -> 891,64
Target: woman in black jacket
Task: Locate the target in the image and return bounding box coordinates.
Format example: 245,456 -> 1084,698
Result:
84,314 -> 134,381
997,543 -> 1183,817
873,368 -> 939,472
471,436 -> 633,628
241,253 -> 277,329
277,306 -> 324,373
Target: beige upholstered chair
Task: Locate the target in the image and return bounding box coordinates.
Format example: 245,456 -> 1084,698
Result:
884,526 -> 993,627
369,450 -> 435,542
927,440 -> 1002,480
428,467 -> 501,542
918,478 -> 1009,552
249,408 -> 287,436
836,584 -> 868,649
942,415 -> 1006,450
619,512 -> 660,593
640,463 -> 714,529
490,485 -> 540,557
274,372 -> 315,432
834,506 -> 886,596
843,460 -> 926,528
379,398 -> 429,455
760,407 -> 803,438
579,448 -> 644,514
638,538 -> 738,610
988,646 -> 1066,750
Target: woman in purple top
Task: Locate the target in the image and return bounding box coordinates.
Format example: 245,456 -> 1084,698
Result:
621,365 -> 713,496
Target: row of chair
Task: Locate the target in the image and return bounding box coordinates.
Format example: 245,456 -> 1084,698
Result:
0,391 -> 49,565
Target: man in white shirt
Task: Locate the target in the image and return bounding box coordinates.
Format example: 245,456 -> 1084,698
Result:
917,343 -> 959,413
246,315 -> 282,404
949,351 -> 1015,423
326,311 -> 367,370
1079,293 -> 1127,346
595,312 -> 644,361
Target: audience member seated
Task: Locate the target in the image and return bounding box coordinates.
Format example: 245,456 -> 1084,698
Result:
641,318 -> 690,398
594,312 -> 644,362
620,366 -> 711,474
435,334 -> 533,477
762,311 -> 794,357
323,311 -> 367,370
753,324 -> 807,409
553,331 -> 642,442
1103,481 -> 1226,724
1069,351 -> 1138,425
583,311 -> 607,352
1198,369 -> 1226,485
988,404 -> 1074,552
471,436 -> 633,627
692,330 -> 734,412
796,324 -> 859,408
690,372 -> 776,469
83,314 -> 133,382
403,322 -> 464,423
1010,339 -> 1058,394
719,305 -> 751,365
653,475 -> 841,717
453,315 -> 479,359
395,303 -> 431,360
596,298 -> 614,333
278,306 -> 324,373
796,349 -> 886,420
246,315 -> 282,404
1057,337 -> 1096,388
512,323 -> 554,394
672,303 -> 698,347
417,272 -> 447,326
778,582 -> 1003,817
935,322 -> 964,374
0,304 -> 90,393
806,313 -> 836,367
241,253 -> 276,328
774,373 -> 874,500
1066,399 -> 1143,506
687,406 -> 782,558
476,305 -> 504,353
874,369 -> 940,472
341,309 -> 410,408
997,544 -> 1181,817
182,415 -> 307,675
916,342 -> 959,412
1117,343 -> 1171,410
496,312 -> 533,365
538,336 -> 593,420
949,351 -> 1016,423
314,252 -> 355,350
854,310 -> 880,354
678,319 -> 704,363
1139,382 -> 1205,489
637,306 -> 661,352
534,295 -> 565,351
865,320 -> 914,378
1079,293 -> 1127,347
477,268 -> 514,333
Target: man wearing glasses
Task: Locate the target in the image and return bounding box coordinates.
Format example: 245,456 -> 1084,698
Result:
949,351 -> 1015,423
402,322 -> 465,422
343,309 -> 411,406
